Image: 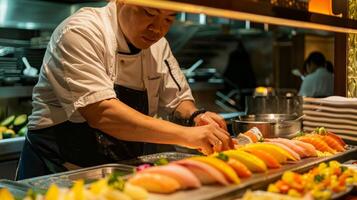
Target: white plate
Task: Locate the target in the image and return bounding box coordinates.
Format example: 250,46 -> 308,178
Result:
304,115 -> 357,126
303,121 -> 357,132
303,104 -> 357,115
303,126 -> 357,141
303,96 -> 357,108
303,109 -> 357,121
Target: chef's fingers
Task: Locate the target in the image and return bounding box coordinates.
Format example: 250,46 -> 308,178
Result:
208,136 -> 223,153
205,112 -> 228,131
213,127 -> 232,151
198,113 -> 220,127
200,142 -> 214,155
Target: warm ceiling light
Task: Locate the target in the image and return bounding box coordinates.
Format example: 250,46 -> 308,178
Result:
308,0 -> 332,16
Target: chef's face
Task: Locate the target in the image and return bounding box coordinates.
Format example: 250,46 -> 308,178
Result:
118,4 -> 176,49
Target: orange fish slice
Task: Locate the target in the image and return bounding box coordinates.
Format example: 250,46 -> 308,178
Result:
314,134 -> 345,152
243,148 -> 281,169
227,158 -> 252,178
293,136 -> 336,154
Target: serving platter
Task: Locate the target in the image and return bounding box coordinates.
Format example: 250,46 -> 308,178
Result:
16,146 -> 357,200
147,146 -> 357,200
19,163 -> 135,190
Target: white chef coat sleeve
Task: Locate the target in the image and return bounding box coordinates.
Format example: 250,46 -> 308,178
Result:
158,47 -> 195,114
44,26 -> 116,119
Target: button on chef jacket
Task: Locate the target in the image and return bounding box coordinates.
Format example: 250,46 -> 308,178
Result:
28,1 -> 194,130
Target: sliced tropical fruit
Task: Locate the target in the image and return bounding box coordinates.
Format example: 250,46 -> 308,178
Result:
128,173 -> 181,194
243,148 -> 281,169
175,159 -> 229,185
222,150 -> 267,173
240,143 -> 292,163
46,184 -> 61,200
123,183 -> 149,200
189,156 -> 240,184
0,189 -> 15,200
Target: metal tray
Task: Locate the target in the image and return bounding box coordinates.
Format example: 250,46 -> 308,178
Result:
148,146 -> 357,200
120,152 -> 198,166
19,163 -> 135,190
0,179 -> 31,198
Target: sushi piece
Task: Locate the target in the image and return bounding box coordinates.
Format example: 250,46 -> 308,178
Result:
265,138 -> 309,158
223,150 -> 267,173
243,148 -> 281,169
291,140 -> 317,157
264,142 -> 301,161
293,136 -> 336,154
138,164 -> 201,189
189,156 -> 240,184
240,143 -> 291,163
226,157 -> 252,178
314,127 -> 346,147
128,173 -> 181,194
175,159 -> 230,185
313,134 -> 345,152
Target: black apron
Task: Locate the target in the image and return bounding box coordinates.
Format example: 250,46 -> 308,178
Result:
16,84 -> 155,180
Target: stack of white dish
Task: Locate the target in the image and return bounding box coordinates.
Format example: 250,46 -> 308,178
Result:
303,96 -> 357,142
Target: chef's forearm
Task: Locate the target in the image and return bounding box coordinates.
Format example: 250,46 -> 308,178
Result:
78,99 -> 190,146
173,100 -> 198,119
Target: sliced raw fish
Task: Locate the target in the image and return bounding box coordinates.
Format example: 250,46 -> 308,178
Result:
264,142 -> 301,161
265,138 -> 309,158
175,159 -> 229,185
292,140 -> 317,157
139,163 -> 201,189
128,173 -> 180,194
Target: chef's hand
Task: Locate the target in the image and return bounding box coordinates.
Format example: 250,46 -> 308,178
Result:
184,124 -> 233,155
194,111 -> 227,131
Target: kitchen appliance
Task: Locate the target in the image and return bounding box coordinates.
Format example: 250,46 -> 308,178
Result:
245,95 -> 303,116
232,114 -> 303,138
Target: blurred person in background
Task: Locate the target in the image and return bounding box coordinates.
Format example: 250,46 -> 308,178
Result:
298,51 -> 333,97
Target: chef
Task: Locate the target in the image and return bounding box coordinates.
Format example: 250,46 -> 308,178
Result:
16,0 -> 233,180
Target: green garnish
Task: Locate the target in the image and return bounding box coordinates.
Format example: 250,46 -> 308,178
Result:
318,127 -> 327,135
108,171 -> 126,191
154,158 -> 169,166
258,137 -> 265,142
340,166 -> 348,173
314,174 -> 325,183
216,153 -> 229,162
296,131 -> 306,137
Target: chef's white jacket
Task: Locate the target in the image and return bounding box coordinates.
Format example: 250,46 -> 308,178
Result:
28,2 -> 194,130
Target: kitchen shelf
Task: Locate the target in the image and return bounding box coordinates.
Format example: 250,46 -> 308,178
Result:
0,86 -> 34,98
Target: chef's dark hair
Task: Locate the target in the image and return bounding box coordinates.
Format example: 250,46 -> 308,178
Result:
306,51 -> 326,67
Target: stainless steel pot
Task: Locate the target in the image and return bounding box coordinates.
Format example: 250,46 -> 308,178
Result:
232,114 -> 302,138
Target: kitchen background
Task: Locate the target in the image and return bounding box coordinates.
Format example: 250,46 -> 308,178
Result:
0,0 -> 345,179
